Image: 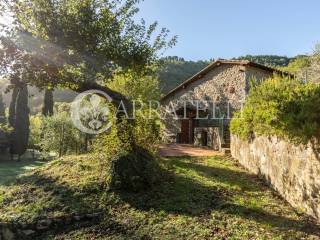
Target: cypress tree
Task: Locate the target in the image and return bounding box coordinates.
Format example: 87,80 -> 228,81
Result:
8,87 -> 19,127
0,93 -> 6,124
42,89 -> 54,116
11,84 -> 30,157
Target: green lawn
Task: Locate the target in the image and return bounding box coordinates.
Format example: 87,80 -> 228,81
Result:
0,154 -> 318,239
0,149 -> 49,185
0,160 -> 46,185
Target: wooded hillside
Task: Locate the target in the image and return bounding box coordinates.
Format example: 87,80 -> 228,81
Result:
158,55 -> 298,94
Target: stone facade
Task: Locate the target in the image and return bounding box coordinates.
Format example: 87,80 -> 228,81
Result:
194,127 -> 221,150
161,61 -> 274,146
162,64 -> 246,115
231,134 -> 320,222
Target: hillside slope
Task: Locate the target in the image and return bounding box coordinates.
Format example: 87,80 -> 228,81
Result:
0,155 -> 318,239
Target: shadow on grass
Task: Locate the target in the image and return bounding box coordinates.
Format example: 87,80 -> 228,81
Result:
3,156 -> 319,238
171,157 -> 263,192
118,156 -> 320,236
0,160 -> 46,186
6,172 -> 147,240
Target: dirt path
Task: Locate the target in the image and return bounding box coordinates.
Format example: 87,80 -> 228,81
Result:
159,144 -> 223,157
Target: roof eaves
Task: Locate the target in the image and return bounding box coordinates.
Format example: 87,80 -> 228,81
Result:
161,60 -> 294,102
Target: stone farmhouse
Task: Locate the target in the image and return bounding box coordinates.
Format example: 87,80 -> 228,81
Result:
161,59 -> 292,151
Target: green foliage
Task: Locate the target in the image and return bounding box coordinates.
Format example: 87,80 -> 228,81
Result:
0,93 -> 5,124
157,55 -> 301,94
8,87 -> 18,127
231,75 -> 320,144
0,0 -> 176,99
0,123 -> 12,133
158,57 -> 210,93
235,55 -> 293,67
11,85 -> 30,156
108,70 -> 161,102
101,67 -> 162,152
280,56 -> 311,74
0,155 -> 315,239
108,69 -> 163,151
132,110 -> 162,152
108,147 -> 161,191
93,105 -> 162,191
42,89 -> 54,116
29,102 -> 87,156
29,114 -> 43,150
41,110 -> 85,156
0,124 -> 11,153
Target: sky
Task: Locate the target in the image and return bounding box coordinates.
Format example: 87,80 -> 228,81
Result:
136,0 -> 320,60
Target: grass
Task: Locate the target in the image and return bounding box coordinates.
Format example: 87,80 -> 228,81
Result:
0,154 -> 319,239
0,149 -> 49,185
0,160 -> 46,185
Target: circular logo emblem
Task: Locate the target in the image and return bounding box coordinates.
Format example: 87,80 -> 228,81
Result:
71,90 -> 113,134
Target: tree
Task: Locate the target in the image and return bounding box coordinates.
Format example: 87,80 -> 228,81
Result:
29,114 -> 43,151
108,70 -> 161,102
41,110 -> 85,157
280,56 -> 310,75
11,84 -> 30,158
0,0 -> 176,110
158,57 -> 210,93
279,45 -> 320,83
0,0 -> 175,188
235,55 -> 292,67
42,88 -> 54,116
8,86 -> 18,127
0,93 -> 6,124
303,45 -> 320,83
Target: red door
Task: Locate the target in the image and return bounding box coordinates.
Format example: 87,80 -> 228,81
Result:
181,119 -> 190,144
181,119 -> 194,144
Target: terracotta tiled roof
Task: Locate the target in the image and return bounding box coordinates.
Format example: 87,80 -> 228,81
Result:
161,59 -> 294,101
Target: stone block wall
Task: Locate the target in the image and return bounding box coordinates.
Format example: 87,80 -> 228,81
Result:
231,134 -> 320,222
161,64 -> 273,143
162,64 -> 247,116
194,127 -> 221,150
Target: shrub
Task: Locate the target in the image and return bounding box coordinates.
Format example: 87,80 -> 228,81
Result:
0,93 -> 6,124
41,111 -> 85,156
93,106 -> 162,192
30,104 -> 87,156
90,71 -> 164,191
231,75 -> 320,144
11,84 -> 30,156
0,124 -> 12,153
107,147 -> 161,191
29,114 -> 43,150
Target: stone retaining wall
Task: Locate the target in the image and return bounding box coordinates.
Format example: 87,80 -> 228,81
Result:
231,134 -> 320,222
0,212 -> 102,240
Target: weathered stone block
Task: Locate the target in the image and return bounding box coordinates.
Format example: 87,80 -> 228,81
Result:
231,134 -> 320,222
